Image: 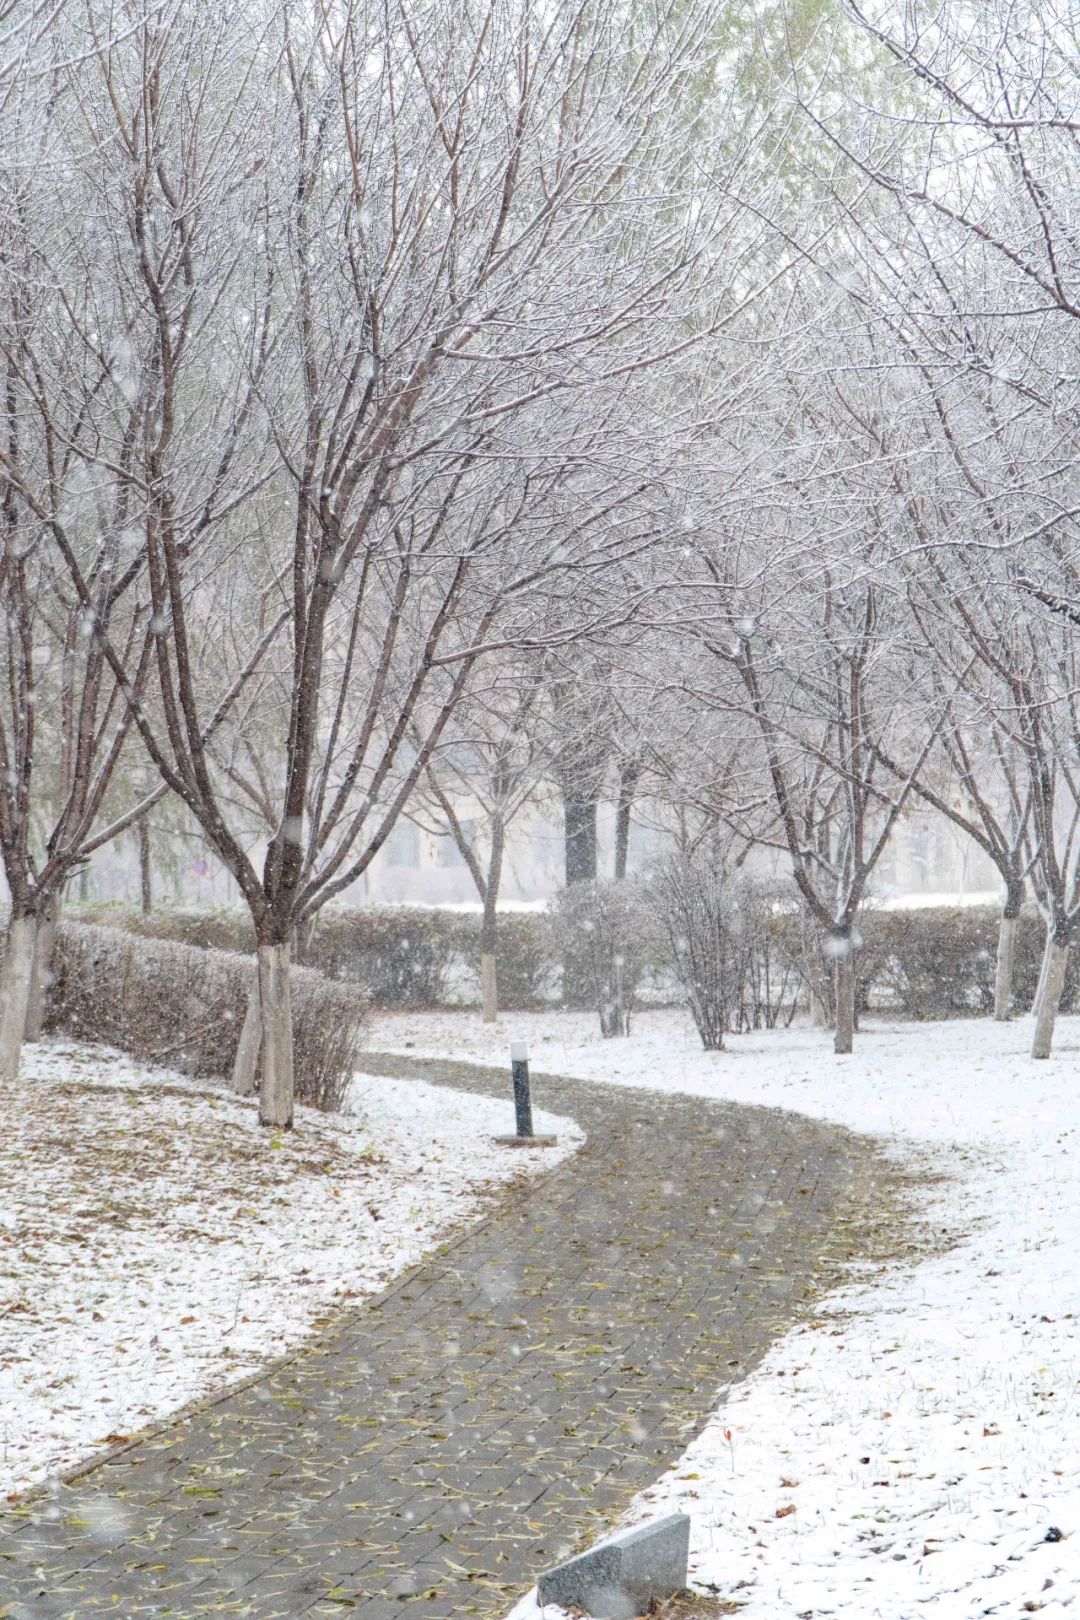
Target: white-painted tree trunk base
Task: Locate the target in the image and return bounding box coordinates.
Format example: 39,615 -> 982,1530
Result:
25,899 -> 58,1044
481,953 -> 498,1024
231,971 -> 262,1095
993,914 -> 1017,1022
0,916 -> 38,1083
1032,941 -> 1069,1059
1033,930 -> 1054,1020
258,942 -> 294,1128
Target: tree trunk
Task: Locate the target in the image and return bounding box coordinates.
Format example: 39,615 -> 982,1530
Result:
480,818 -> 504,1024
0,913 -> 38,1082
231,968 -> 262,1095
25,893 -> 59,1043
139,819 -> 152,914
1032,939 -> 1069,1060
993,902 -> 1020,1021
802,921 -> 833,1028
1033,927 -> 1054,1017
481,953 -> 498,1023
807,950 -> 832,1027
564,795 -> 599,886
257,941 -> 294,1128
562,799 -> 598,1006
834,948 -> 855,1055
613,761 -> 640,881
599,999 -> 622,1038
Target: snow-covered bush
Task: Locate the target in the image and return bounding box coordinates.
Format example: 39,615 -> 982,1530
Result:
774,904 -> 1080,1023
48,924 -> 369,1112
551,880 -> 653,1037
71,902 -> 256,953
307,908 -> 468,1005
856,906 -> 1058,1020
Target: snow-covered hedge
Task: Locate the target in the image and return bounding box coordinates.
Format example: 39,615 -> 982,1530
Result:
48,923 -> 370,1111
854,905 -> 1067,1020
64,899 -> 1067,1021
70,903 -> 562,1008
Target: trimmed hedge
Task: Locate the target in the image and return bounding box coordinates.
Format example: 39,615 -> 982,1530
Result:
71,903 -> 562,1010
852,905 -> 1078,1020
67,898 -> 1073,1021
49,922 -> 370,1112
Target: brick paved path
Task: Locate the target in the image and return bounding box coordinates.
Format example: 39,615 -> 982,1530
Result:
0,1054 -> 909,1620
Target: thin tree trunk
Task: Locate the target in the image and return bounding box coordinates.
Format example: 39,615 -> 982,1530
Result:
834,948 -> 855,1055
1033,927 -> 1054,1017
806,944 -> 831,1028
563,796 -> 599,1007
231,969 -> 262,1095
480,817 -> 504,1024
993,903 -> 1020,1021
257,941 -> 293,1128
0,913 -> 38,1083
481,952 -> 498,1023
613,761 -> 640,881
139,819 -> 152,914
480,892 -> 498,1022
564,796 -> 599,885
25,893 -> 59,1043
1032,939 -> 1069,1059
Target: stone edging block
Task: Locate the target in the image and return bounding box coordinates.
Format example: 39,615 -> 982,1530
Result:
537,1512 -> 690,1619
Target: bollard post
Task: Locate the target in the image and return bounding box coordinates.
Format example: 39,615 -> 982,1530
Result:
493,1038 -> 557,1148
510,1039 -> 534,1138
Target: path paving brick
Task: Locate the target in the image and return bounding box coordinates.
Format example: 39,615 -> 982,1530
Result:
0,1053 -> 914,1619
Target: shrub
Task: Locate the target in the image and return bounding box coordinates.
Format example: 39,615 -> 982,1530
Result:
837,904 -> 1080,1021
300,907 -> 471,1006
550,880 -> 655,1036
488,911 -> 561,1008
859,907 -> 999,1018
734,881 -> 802,1032
72,901 -> 256,954
649,851 -> 750,1048
48,922 -> 369,1112
650,859 -> 801,1048
60,896 -> 1080,1022
68,902 -> 568,1009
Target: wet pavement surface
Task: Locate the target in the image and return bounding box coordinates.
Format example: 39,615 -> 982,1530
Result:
0,1051 -> 912,1619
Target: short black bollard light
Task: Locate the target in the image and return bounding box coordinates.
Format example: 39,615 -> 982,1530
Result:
494,1039 -> 557,1148
511,1038 -> 533,1136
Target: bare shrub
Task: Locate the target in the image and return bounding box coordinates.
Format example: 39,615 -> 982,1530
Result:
649,850 -> 752,1050
734,881 -> 801,1033
48,924 -> 369,1113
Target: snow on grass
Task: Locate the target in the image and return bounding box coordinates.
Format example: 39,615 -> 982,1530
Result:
0,1038 -> 579,1499
373,1009 -> 1080,1618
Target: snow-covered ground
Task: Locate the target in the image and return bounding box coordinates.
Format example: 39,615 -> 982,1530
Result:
0,1039 -> 579,1498
373,1007 -> 1080,1619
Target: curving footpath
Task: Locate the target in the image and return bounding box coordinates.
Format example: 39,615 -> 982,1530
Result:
0,1052 -> 912,1620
